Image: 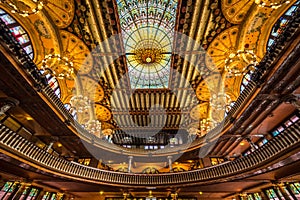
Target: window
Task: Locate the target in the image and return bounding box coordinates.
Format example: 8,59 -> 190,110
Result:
26,188 -> 40,200
0,9 -> 34,59
289,182 -> 300,198
117,0 -> 178,89
264,188 -> 283,200
0,181 -> 20,200
267,0 -> 300,50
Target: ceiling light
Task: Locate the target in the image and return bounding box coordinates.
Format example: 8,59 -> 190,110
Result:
99,191 -> 104,195
199,191 -> 203,195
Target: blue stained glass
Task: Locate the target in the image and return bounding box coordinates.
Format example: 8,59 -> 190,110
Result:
0,14 -> 16,25
117,0 -> 178,89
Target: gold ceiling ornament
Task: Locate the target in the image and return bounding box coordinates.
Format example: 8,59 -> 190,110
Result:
196,74 -> 225,101
190,102 -> 209,120
95,104 -> 112,122
41,54 -> 75,79
77,76 -> 105,102
6,0 -> 45,17
221,0 -> 253,24
195,80 -> 211,101
224,50 -> 258,77
44,0 -> 75,28
255,0 -> 291,9
206,27 -> 239,72
60,30 -> 93,75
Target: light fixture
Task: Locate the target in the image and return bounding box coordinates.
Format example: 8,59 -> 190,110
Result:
7,0 -> 44,17
225,50 -> 258,76
255,0 -> 291,9
200,118 -> 214,134
41,54 -> 74,79
199,191 -> 203,195
210,92 -> 228,111
99,191 -> 104,195
84,102 -> 103,137
70,95 -> 90,113
187,127 -> 201,136
70,76 -> 90,113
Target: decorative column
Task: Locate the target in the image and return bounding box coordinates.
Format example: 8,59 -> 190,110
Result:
56,192 -> 65,200
10,182 -> 31,200
275,183 -> 292,200
128,156 -> 133,173
36,190 -> 47,200
167,156 -> 173,172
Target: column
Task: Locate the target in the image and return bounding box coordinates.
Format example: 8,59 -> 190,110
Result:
10,182 -> 31,200
276,183 -> 293,200
36,190 -> 46,200
128,156 -> 133,173
56,192 -> 64,200
167,156 -> 173,172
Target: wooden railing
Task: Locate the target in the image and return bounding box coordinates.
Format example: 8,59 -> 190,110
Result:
0,121 -> 299,186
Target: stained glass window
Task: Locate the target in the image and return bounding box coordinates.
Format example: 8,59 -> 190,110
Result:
26,188 -> 39,200
117,0 -> 178,89
0,9 -> 34,59
289,182 -> 300,198
267,0 -> 300,50
253,193 -> 262,200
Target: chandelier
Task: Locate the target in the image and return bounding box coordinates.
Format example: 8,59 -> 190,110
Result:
7,0 -> 45,17
187,127 -> 201,136
70,95 -> 89,113
70,76 -> 90,113
255,0 -> 291,9
210,92 -> 228,111
225,50 -> 258,76
85,119 -> 102,137
200,118 -> 214,134
41,54 -> 74,79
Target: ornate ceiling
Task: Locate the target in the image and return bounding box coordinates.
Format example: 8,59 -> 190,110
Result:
0,0 -> 297,154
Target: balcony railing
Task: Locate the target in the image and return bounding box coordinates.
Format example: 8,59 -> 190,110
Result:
0,120 -> 299,186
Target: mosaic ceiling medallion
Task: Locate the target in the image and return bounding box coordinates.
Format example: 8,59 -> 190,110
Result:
95,104 -> 112,122
117,0 -> 178,89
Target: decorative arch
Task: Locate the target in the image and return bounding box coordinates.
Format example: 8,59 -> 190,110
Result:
0,8 -> 34,59
266,0 -> 300,50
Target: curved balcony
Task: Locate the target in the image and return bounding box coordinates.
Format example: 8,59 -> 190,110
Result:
0,9 -> 299,157
0,121 -> 299,187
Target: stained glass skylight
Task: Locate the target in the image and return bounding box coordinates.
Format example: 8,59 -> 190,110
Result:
117,0 -> 178,89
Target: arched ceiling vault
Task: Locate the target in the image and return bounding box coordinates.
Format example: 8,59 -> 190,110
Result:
0,0 -> 297,155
